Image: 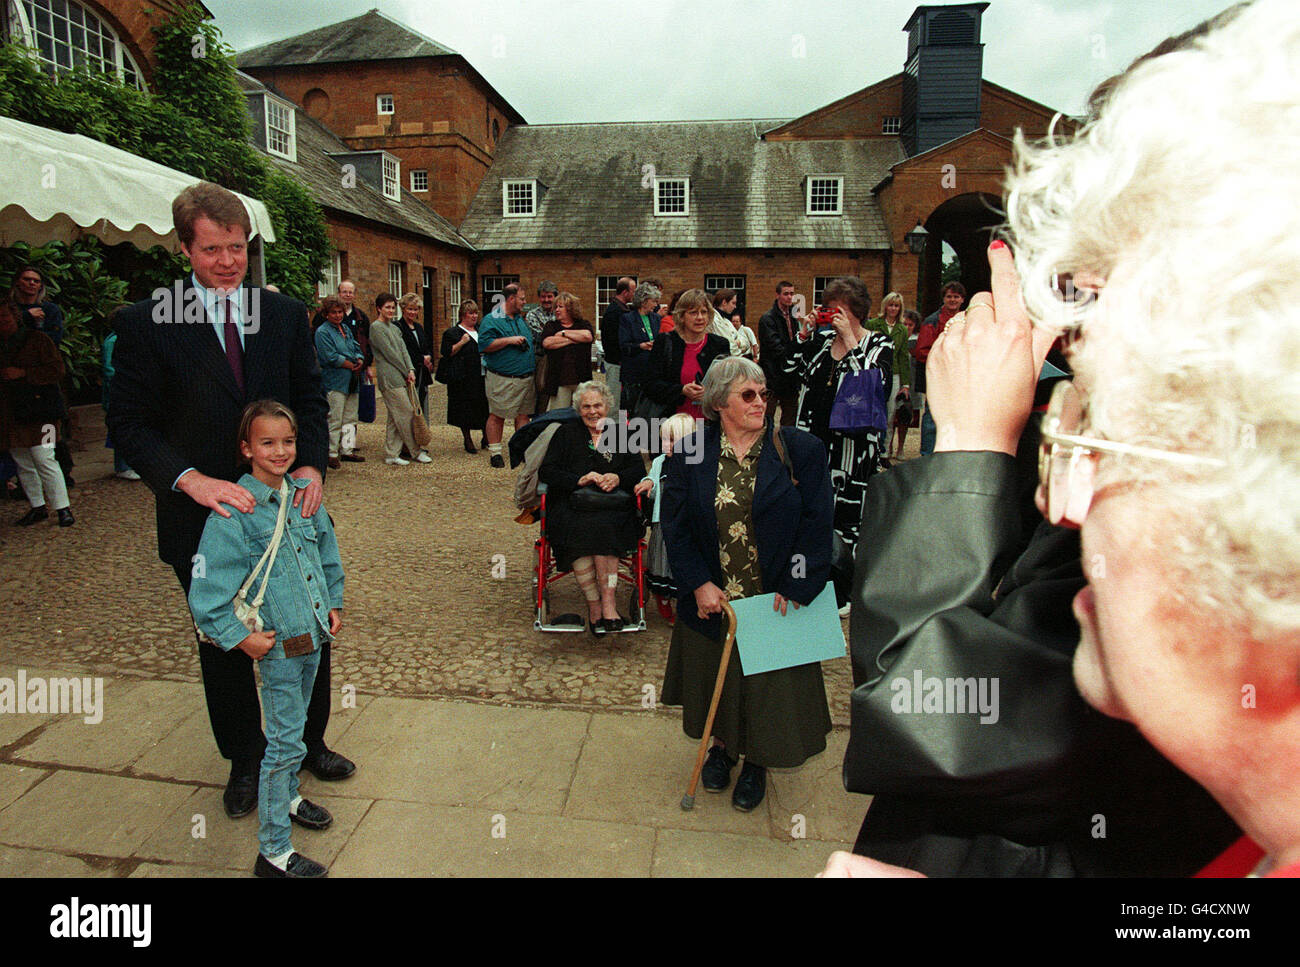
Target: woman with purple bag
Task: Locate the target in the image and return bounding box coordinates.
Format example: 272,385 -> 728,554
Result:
783,277 -> 891,615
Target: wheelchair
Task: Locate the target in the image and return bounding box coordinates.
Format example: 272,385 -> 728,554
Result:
532,482 -> 648,633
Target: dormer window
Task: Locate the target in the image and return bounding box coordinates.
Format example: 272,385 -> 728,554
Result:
377,93 -> 394,115
264,95 -> 296,161
654,177 -> 689,216
502,179 -> 536,217
382,154 -> 400,201
806,175 -> 843,215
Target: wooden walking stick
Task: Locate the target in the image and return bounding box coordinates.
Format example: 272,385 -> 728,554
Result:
681,599 -> 737,810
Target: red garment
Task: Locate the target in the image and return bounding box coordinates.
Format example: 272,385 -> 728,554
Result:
912,306 -> 957,364
1197,836 -> 1300,877
677,336 -> 707,419
659,315 -> 675,334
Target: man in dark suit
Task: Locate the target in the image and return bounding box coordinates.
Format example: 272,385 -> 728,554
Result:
599,277 -> 635,411
758,280 -> 801,426
108,181 -> 356,820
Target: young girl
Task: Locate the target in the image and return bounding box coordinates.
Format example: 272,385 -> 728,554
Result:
188,400 -> 345,879
634,413 -> 699,623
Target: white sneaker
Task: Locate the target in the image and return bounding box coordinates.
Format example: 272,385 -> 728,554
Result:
415,451 -> 432,463
384,456 -> 410,466
115,469 -> 141,480
838,603 -> 851,618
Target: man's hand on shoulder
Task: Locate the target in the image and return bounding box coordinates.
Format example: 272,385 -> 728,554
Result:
290,465 -> 324,517
177,470 -> 255,517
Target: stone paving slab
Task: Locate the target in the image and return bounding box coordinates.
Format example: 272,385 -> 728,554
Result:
0,771 -> 194,857
134,787 -> 374,872
0,763 -> 47,812
17,679 -> 197,772
308,695 -> 591,814
651,827 -> 851,878
0,843 -> 120,877
330,799 -> 656,878
129,861 -> 244,878
0,660 -> 77,747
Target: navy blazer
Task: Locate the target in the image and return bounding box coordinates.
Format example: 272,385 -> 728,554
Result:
661,421 -> 834,641
108,281 -> 329,568
618,309 -> 659,386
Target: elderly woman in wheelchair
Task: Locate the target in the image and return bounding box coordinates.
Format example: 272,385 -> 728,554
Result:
537,380 -> 646,636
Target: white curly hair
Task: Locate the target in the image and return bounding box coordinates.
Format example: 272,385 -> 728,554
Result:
1004,0 -> 1300,635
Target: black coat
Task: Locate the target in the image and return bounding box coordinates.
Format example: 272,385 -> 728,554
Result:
845,451 -> 1240,876
439,325 -> 488,431
108,282 -> 329,568
398,320 -> 434,395
640,331 -> 730,411
758,300 -> 798,395
600,298 -> 630,366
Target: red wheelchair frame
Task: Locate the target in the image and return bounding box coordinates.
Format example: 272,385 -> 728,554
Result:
533,483 -> 648,633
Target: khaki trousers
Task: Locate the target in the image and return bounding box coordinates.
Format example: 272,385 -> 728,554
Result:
380,383 -> 418,459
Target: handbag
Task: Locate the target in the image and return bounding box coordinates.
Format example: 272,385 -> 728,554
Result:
569,484 -> 633,512
233,479 -> 290,633
358,373 -> 376,423
9,381 -> 67,425
632,389 -> 675,422
408,382 -> 432,450
828,353 -> 887,434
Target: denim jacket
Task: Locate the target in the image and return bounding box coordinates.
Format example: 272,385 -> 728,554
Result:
188,474 -> 345,658
314,322 -> 364,395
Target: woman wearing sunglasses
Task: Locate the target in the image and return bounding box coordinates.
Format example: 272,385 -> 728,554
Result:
660,356 -> 835,813
826,0 -> 1296,878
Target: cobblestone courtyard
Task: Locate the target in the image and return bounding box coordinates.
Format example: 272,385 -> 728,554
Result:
0,383 -> 858,721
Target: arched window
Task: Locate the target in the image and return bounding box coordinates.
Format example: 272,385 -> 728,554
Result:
9,0 -> 146,90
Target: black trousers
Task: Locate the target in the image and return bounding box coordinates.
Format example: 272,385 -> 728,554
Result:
173,564 -> 332,774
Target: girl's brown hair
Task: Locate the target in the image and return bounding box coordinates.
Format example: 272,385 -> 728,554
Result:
236,399 -> 298,465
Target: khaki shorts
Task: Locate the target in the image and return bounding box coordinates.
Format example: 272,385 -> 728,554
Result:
486,369 -> 537,419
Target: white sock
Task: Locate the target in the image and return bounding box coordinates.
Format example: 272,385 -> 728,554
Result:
289,795 -> 304,815
488,443 -> 503,455
266,849 -> 295,871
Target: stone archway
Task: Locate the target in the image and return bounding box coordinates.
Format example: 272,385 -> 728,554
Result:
917,191 -> 1004,316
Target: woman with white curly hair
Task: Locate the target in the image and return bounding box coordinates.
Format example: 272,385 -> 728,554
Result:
826,0 -> 1300,877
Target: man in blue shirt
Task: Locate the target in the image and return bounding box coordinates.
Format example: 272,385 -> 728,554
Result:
478,283 -> 535,467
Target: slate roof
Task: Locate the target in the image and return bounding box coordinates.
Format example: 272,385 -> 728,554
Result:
236,73 -> 472,251
459,121 -> 904,251
237,8 -> 456,66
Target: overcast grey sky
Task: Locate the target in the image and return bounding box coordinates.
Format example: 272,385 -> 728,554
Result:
207,0 -> 1234,123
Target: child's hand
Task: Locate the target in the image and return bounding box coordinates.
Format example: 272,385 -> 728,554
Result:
634,479 -> 654,498
328,609 -> 343,635
237,630 -> 275,660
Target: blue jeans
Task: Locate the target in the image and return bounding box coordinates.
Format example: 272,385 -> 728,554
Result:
920,402 -> 937,456
257,647 -> 322,858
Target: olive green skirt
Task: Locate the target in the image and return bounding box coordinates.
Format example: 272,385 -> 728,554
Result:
661,619 -> 831,769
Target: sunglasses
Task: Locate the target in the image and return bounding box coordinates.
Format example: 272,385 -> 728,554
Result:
1037,381 -> 1225,526
735,388 -> 770,404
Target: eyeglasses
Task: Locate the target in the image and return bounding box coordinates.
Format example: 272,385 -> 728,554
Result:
1038,381 -> 1225,526
735,388 -> 769,404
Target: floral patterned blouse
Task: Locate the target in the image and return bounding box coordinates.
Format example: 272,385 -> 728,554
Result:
715,432 -> 765,600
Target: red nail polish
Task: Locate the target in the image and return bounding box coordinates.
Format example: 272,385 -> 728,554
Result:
989,240 -> 1006,250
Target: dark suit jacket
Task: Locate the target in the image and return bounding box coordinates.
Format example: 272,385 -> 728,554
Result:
641,331 -> 730,411
600,298 -> 631,366
758,300 -> 797,395
660,421 -> 833,642
618,309 -> 660,386
108,281 -> 329,568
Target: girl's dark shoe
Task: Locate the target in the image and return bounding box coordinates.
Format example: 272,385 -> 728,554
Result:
57,509 -> 75,527
16,506 -> 48,526
701,746 -> 736,792
732,761 -> 767,812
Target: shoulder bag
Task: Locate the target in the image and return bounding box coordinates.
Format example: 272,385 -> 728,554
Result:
233,479 -> 291,633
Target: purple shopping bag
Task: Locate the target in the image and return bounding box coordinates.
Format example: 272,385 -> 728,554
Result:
828,360 -> 887,433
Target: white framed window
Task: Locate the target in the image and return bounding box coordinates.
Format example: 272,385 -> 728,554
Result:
806,175 -> 843,215
502,180 -> 536,217
410,169 -> 429,192
449,273 -> 463,315
264,95 -> 296,161
377,93 -> 394,114
882,116 -> 902,135
814,276 -> 836,306
654,177 -> 689,216
382,154 -> 400,201
481,275 -> 519,313
318,250 -> 342,300
595,275 -> 635,317
15,0 -> 146,90
388,261 -> 405,296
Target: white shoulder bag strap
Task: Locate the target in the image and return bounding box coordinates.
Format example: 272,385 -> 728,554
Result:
234,479 -> 292,626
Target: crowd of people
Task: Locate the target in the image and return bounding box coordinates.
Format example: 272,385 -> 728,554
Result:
7,0 -> 1294,881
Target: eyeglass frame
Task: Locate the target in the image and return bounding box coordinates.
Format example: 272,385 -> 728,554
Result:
1037,380 -> 1226,525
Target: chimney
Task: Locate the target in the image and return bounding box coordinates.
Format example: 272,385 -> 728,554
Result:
900,3 -> 989,156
